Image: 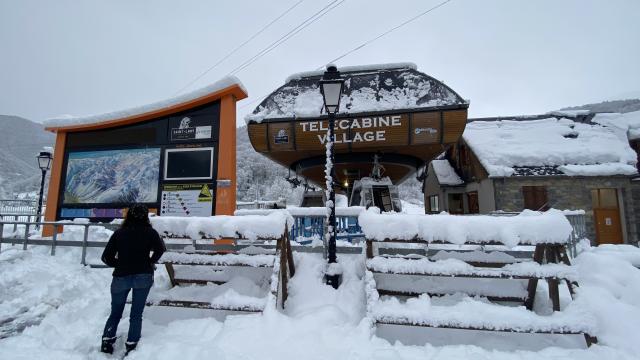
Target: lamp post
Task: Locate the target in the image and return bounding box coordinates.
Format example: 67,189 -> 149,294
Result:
320,64 -> 345,289
36,150 -> 53,226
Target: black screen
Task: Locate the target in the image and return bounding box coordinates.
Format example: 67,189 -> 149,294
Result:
165,149 -> 213,179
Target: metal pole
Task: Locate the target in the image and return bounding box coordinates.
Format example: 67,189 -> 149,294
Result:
81,225 -> 90,265
36,168 -> 46,229
325,112 -> 339,289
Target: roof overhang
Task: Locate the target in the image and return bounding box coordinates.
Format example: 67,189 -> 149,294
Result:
45,82 -> 247,133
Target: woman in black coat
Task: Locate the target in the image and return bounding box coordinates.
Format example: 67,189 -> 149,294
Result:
100,204 -> 166,355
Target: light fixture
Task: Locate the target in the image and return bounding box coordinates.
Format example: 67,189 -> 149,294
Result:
320,65 -> 345,115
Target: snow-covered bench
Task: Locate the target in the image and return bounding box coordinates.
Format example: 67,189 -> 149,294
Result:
359,209 -> 597,348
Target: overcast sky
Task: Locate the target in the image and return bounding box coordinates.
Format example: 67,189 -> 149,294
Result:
1,0 -> 639,126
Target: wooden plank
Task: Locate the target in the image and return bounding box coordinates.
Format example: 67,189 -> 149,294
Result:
367,268 -> 570,281
161,261 -> 272,268
376,319 -> 590,337
377,289 -> 526,303
173,279 -> 226,285
285,233 -> 295,277
148,299 -> 261,312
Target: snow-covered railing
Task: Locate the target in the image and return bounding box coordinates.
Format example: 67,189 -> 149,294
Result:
235,207 -> 366,244
359,208 -> 573,247
150,212 -> 290,241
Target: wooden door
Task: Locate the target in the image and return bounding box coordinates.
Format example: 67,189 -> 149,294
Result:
592,189 -> 623,245
467,191 -> 479,214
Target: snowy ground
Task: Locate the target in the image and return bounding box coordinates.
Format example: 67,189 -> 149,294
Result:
0,243 -> 639,359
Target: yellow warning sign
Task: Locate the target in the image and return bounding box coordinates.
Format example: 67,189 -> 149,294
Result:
199,184 -> 212,200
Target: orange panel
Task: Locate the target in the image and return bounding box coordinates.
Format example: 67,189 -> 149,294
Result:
42,132 -> 67,237
215,94 -> 237,216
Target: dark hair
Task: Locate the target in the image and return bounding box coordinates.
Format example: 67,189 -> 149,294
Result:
122,204 -> 151,228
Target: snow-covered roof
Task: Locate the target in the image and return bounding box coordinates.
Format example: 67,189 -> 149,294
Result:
45,76 -> 247,129
246,63 -> 467,123
431,159 -> 463,185
592,110 -> 640,140
463,117 -> 638,177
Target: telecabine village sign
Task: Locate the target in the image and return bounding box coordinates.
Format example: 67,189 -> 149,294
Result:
300,115 -> 415,144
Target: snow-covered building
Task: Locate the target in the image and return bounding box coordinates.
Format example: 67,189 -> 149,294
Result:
423,111 -> 640,245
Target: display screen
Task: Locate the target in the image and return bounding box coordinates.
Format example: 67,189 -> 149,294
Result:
63,148 -> 161,204
164,148 -> 214,180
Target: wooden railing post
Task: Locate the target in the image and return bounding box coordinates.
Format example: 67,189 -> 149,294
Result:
366,240 -> 373,259
524,244 -> 544,310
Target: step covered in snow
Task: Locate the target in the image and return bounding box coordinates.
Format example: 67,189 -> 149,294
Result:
367,257 -> 578,281
365,273 -> 596,336
160,252 -> 276,267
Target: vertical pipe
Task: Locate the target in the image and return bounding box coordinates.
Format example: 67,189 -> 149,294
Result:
0,223 -> 4,252
23,222 -> 30,250
36,169 -> 46,230
81,225 -> 89,265
51,225 -> 58,256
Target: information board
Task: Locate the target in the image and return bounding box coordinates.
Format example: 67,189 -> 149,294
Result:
160,183 -> 213,217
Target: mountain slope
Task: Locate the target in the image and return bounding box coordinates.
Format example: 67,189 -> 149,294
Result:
0,115 -> 55,197
559,99 -> 640,114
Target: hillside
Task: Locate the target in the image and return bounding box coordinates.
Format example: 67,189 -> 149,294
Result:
559,99 -> 640,114
0,115 -> 55,198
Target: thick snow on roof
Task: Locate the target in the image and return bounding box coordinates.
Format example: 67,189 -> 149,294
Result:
592,110 -> 640,140
45,76 -> 246,128
431,160 -> 463,185
285,62 -> 417,82
463,117 -> 638,177
246,63 -> 466,123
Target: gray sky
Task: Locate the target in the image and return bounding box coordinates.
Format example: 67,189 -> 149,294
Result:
1,0 -> 639,126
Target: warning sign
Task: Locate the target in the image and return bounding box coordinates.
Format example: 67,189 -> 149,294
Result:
161,184 -> 213,217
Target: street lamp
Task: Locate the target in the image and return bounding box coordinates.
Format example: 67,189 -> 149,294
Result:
36,150 -> 53,226
320,64 -> 345,289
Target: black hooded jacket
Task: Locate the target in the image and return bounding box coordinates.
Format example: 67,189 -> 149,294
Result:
101,226 -> 166,277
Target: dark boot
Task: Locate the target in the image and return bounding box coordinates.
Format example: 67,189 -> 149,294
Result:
125,341 -> 137,356
101,337 -> 116,354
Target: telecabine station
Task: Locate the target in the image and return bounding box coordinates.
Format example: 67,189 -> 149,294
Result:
43,62 -> 640,246
38,62 -> 627,349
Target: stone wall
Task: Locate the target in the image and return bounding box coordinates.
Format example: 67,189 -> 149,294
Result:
493,177 -> 638,244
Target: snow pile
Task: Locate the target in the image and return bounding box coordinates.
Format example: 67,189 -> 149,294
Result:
246,64 -> 466,123
431,159 -> 463,185
463,118 -> 638,177
359,208 -> 573,247
45,76 -> 246,128
593,110 -> 640,140
150,212 -> 289,240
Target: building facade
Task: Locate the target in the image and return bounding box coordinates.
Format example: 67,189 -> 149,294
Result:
424,112 -> 640,245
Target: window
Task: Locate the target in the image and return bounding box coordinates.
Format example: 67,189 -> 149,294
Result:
164,147 -> 214,180
428,195 -> 439,212
522,186 -> 548,211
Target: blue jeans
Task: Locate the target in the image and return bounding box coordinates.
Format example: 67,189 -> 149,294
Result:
102,273 -> 153,343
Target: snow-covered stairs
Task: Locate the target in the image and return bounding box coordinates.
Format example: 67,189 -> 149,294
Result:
145,234 -> 295,321
364,239 -> 597,349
